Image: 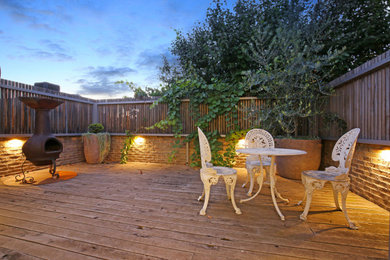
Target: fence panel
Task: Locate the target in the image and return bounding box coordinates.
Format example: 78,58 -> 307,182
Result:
0,79 -> 94,134
323,50 -> 390,141
0,79 -> 321,136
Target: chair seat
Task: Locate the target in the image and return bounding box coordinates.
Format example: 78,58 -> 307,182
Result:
213,166 -> 237,176
302,170 -> 346,181
246,160 -> 271,167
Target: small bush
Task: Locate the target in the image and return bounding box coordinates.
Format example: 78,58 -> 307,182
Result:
88,123 -> 104,133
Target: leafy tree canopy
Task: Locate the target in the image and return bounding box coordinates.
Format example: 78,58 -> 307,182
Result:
154,0 -> 390,165
162,0 -> 390,85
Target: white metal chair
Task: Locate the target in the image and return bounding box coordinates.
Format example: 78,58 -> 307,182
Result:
242,129 -> 275,196
298,128 -> 360,229
197,127 -> 241,215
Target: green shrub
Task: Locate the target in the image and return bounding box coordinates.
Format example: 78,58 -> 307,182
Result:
88,123 -> 104,133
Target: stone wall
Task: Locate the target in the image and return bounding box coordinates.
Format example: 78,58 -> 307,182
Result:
105,135 -> 248,167
0,136 -> 85,177
0,135 -> 246,177
106,136 -> 195,165
321,140 -> 390,211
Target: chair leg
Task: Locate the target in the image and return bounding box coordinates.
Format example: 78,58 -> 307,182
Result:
300,189 -> 313,221
223,175 -> 242,215
240,168 -> 265,203
300,176 -> 325,221
242,167 -> 250,188
332,181 -> 358,230
264,167 -> 271,185
331,183 -> 341,210
297,191 -> 306,206
297,173 -> 307,206
198,189 -> 205,201
225,181 -> 231,200
199,181 -> 211,216
245,166 -> 257,196
199,175 -> 219,216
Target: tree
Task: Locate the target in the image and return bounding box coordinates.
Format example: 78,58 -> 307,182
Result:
163,0 -> 390,84
311,0 -> 390,77
245,19 -> 342,136
117,81 -> 165,99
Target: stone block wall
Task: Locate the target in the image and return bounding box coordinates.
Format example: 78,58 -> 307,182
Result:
105,135 -> 248,167
0,136 -> 85,177
321,140 -> 390,211
105,136 -> 195,165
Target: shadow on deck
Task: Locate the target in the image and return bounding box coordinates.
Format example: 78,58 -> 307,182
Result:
0,162 -> 388,259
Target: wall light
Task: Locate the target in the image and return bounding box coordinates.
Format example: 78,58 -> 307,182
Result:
6,139 -> 24,150
380,150 -> 390,162
236,138 -> 246,149
134,136 -> 145,146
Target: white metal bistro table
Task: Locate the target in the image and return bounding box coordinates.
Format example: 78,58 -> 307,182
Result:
237,148 -> 307,220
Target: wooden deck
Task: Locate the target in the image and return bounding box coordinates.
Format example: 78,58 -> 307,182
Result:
0,162 -> 388,259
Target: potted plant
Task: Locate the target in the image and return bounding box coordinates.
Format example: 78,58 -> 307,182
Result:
244,19 -> 343,179
82,123 -> 111,164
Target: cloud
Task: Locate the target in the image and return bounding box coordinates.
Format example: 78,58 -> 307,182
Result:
136,47 -> 176,69
76,65 -> 136,97
136,49 -> 163,68
18,40 -> 73,61
77,78 -> 130,97
40,39 -> 67,53
85,66 -> 136,79
0,0 -> 69,32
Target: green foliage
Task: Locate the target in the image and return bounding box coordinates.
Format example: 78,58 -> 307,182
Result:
223,129 -> 248,167
311,0 -> 390,77
152,78 -> 245,166
244,14 -> 343,137
117,80 -> 166,99
87,123 -> 104,134
120,130 -> 135,164
164,0 -> 390,86
155,0 -> 388,165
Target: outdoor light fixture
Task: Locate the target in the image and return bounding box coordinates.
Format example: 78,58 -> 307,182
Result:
380,150 -> 390,162
6,139 -> 24,150
134,136 -> 145,145
237,138 -> 246,148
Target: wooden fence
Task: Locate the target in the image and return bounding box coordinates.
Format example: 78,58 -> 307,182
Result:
0,79 -> 95,135
323,49 -> 390,144
2,47 -> 389,142
1,79 -> 283,135
96,98 -> 275,134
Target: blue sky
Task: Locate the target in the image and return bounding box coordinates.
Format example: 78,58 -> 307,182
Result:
0,0 -> 235,99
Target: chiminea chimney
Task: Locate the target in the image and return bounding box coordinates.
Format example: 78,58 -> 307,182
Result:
17,97 -> 64,183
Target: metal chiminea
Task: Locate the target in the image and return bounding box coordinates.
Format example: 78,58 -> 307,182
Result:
18,97 -> 64,183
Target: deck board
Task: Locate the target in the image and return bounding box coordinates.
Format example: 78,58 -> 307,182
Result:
0,162 -> 388,259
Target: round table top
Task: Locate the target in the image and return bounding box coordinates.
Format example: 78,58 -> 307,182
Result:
236,148 -> 307,156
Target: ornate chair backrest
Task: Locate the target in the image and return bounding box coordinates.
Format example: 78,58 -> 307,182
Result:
198,127 -> 212,169
331,128 -> 360,171
245,129 -> 275,161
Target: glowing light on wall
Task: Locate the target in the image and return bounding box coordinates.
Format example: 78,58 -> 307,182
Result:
380,150 -> 390,162
134,136 -> 145,145
236,139 -> 246,149
6,139 -> 24,150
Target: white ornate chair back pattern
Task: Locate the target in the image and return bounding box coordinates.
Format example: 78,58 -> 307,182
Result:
331,128 -> 360,171
198,127 -> 212,169
245,129 -> 275,161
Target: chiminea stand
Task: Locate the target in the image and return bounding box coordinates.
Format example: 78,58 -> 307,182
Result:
16,97 -> 64,184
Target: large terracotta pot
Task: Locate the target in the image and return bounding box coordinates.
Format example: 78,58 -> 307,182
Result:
82,133 -> 111,163
275,138 -> 322,180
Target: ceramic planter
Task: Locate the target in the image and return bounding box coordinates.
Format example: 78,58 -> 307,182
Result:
275,138 -> 322,180
82,133 -> 111,163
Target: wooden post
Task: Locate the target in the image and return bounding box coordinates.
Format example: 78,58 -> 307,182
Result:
92,103 -> 98,124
